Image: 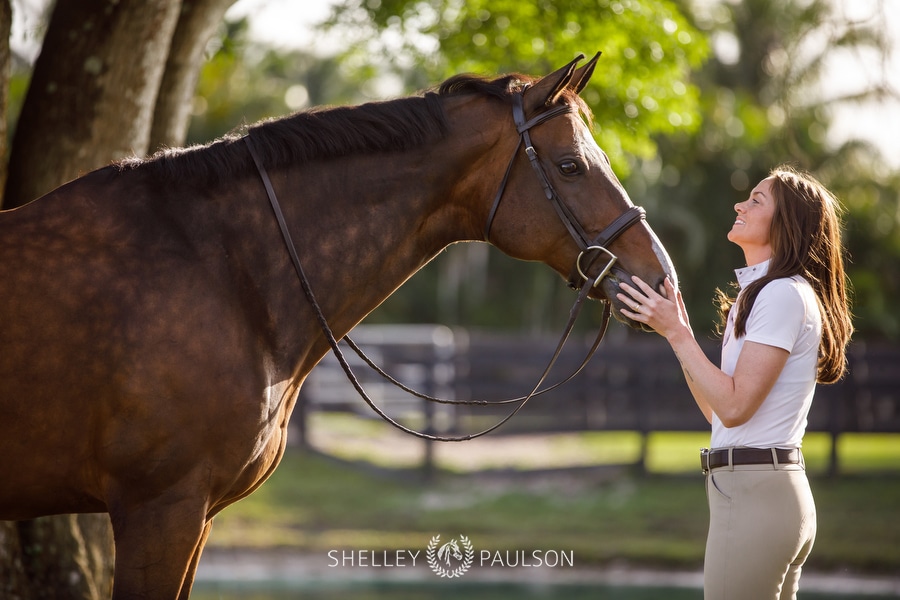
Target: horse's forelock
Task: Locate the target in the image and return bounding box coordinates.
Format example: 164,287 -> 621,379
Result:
437,72 -> 533,100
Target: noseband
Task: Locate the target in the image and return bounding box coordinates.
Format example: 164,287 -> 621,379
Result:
484,90 -> 646,289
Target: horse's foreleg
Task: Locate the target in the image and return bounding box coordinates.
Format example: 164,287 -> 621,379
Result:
108,492 -> 209,600
177,518 -> 213,600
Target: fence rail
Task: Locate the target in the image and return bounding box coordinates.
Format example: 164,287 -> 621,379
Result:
298,325 -> 900,473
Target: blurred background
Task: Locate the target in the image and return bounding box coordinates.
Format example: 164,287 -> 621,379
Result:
212,0 -> 900,339
3,0 -> 899,598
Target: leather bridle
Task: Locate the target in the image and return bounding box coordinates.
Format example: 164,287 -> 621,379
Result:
485,89 -> 647,291
244,90 -> 650,442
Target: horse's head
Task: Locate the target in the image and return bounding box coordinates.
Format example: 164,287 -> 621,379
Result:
481,53 -> 676,330
438,539 -> 463,564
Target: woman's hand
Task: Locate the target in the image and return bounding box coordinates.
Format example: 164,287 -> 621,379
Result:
619,275 -> 710,423
617,276 -> 692,341
618,276 -> 786,427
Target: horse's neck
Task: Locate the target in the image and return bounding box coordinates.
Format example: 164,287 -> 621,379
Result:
244,100 -> 503,376
280,143 -> 493,335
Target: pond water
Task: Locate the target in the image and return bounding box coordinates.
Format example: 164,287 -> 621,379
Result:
192,580 -> 897,600
194,581 -> 698,599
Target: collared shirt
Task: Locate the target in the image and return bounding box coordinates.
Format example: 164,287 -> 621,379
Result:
711,260 -> 822,449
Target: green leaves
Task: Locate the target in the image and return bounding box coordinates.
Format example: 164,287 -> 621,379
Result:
325,0 -> 708,175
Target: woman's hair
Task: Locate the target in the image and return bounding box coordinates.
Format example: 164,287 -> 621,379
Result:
715,165 -> 853,383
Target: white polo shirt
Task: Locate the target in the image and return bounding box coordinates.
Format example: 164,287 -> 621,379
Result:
711,260 -> 822,450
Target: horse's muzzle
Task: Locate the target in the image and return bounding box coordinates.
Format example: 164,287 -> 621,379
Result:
567,264 -> 655,332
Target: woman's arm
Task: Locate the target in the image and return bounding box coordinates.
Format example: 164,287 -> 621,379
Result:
618,277 -> 788,427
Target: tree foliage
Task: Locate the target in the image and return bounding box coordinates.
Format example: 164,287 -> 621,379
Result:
311,0 -> 898,339
630,0 -> 900,338
311,0 -> 709,331
186,19 -> 366,144
326,0 -> 708,174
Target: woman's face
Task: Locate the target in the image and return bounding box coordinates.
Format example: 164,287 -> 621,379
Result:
728,176 -> 776,263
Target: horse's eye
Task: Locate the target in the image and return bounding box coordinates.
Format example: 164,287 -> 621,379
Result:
559,161 -> 580,175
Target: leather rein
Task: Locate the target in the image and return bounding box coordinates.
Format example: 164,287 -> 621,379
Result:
244,90 -> 646,442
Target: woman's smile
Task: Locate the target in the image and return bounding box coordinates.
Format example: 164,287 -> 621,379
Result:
727,176 -> 776,264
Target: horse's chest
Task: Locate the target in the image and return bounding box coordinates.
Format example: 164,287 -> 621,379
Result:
222,387 -> 293,500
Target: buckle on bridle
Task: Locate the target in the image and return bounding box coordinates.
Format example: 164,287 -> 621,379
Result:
576,245 -> 618,288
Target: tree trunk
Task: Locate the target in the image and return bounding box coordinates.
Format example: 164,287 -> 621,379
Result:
13,516 -> 115,600
3,0 -> 182,208
149,0 -> 237,152
0,521 -> 31,600
0,0 -> 9,198
0,0 -> 236,595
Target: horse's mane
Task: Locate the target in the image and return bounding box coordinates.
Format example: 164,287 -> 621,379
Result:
116,72 -> 569,184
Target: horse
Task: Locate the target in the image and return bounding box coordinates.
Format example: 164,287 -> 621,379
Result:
0,53 -> 675,598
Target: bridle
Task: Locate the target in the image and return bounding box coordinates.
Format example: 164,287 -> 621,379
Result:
484,89 -> 646,291
244,89 -> 648,442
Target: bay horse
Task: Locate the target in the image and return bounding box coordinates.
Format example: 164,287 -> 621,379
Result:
0,54 -> 675,598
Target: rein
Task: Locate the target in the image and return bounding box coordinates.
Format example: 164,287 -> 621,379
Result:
244,91 -> 644,441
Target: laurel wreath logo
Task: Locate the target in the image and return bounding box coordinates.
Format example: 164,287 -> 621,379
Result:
426,534 -> 474,578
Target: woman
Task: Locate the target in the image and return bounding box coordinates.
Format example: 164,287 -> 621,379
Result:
617,165 -> 853,600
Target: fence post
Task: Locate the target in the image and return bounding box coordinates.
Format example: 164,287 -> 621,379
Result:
422,396 -> 435,481
827,391 -> 840,477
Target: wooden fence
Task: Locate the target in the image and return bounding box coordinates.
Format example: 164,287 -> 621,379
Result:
298,325 -> 900,474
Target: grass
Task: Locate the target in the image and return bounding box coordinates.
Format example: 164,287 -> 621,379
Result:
303,412 -> 900,476
210,451 -> 710,568
208,414 -> 900,575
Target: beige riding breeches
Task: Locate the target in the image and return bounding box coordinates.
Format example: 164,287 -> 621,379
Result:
704,459 -> 816,600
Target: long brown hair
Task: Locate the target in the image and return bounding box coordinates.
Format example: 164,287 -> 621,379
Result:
716,165 -> 853,383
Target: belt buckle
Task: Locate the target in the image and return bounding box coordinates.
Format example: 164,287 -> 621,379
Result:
700,448 -> 711,474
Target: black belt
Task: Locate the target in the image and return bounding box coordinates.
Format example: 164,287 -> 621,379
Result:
701,447 -> 801,473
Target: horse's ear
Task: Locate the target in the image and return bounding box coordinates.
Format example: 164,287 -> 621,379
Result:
524,53 -> 585,112
570,52 -> 601,95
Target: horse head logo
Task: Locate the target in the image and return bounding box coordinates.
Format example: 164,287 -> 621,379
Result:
437,538 -> 463,565
427,534 -> 474,578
